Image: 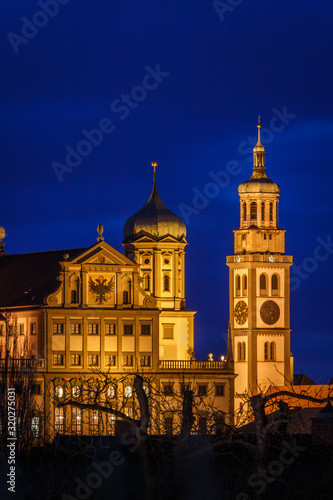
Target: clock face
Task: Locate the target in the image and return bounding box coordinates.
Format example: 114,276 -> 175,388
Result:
260,300 -> 280,325
234,301 -> 248,325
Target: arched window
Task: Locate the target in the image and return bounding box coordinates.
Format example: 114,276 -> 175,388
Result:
261,202 -> 265,222
260,274 -> 267,294
250,202 -> 257,222
235,275 -> 241,296
272,274 -> 279,296
238,342 -> 246,361
143,274 -> 150,291
71,290 -> 77,303
264,341 -> 276,361
163,275 -> 170,292
270,342 -> 276,361
123,291 -> 129,304
242,274 -> 247,296
264,341 -> 269,361
242,202 -> 247,222
269,202 -> 273,222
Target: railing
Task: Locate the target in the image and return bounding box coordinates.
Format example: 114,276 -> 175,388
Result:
0,358 -> 45,370
158,360 -> 230,370
227,254 -> 292,264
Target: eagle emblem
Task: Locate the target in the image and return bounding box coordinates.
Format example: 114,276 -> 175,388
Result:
89,275 -> 114,304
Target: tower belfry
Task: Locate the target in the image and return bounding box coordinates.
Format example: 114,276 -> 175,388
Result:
227,120 -> 293,411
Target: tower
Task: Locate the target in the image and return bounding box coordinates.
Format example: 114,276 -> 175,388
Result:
227,119 -> 293,409
123,163 -> 195,361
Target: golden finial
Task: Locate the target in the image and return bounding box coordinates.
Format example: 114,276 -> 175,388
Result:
151,161 -> 158,174
257,115 -> 261,143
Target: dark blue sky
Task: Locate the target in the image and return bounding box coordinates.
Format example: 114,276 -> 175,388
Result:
1,1 -> 333,382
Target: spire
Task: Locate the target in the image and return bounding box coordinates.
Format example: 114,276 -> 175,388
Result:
151,161 -> 158,187
253,115 -> 265,169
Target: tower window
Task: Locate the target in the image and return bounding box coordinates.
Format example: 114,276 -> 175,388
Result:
250,202 -> 257,222
243,275 -> 247,296
272,274 -> 279,296
264,341 -> 276,361
163,275 -> 170,292
269,202 -> 273,222
259,274 -> 267,295
261,202 -> 265,222
242,202 -> 247,222
71,290 -> 77,303
238,342 -> 246,361
123,291 -> 129,304
235,275 -> 241,296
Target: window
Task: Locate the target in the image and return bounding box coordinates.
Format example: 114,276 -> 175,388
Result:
261,202 -> 265,222
8,325 -> 14,336
264,341 -> 276,361
140,355 -> 151,367
55,385 -> 64,398
141,324 -> 151,336
105,324 -> 116,335
163,384 -> 173,396
71,290 -> 77,303
143,274 -> 150,291
242,202 -> 247,221
235,275 -> 241,296
123,355 -> 133,367
238,342 -> 246,361
163,325 -> 174,339
89,410 -> 99,436
272,274 -> 279,295
72,407 -> 81,435
107,386 -> 116,399
215,384 -> 225,397
31,416 -> 41,438
198,385 -> 207,396
71,323 -> 81,335
250,202 -> 257,222
53,353 -> 64,366
72,385 -> 80,398
0,325 -> 3,336
124,386 -> 133,398
108,414 -> 116,435
164,416 -> 173,435
180,382 -> 191,395
123,324 -> 133,336
105,354 -> 117,367
53,323 -> 64,334
243,275 -> 248,296
71,354 -> 81,366
163,275 -> 170,292
32,384 -> 41,395
260,273 -> 267,295
88,324 -> 99,335
198,417 -> 207,434
19,324 -> 24,335
30,323 -> 36,335
123,291 -> 129,304
88,354 -> 99,366
55,407 -> 64,434
269,202 -> 273,222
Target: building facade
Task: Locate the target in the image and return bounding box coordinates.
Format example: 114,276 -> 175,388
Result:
0,166 -> 234,440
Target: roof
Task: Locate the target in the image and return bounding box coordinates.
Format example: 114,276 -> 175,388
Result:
123,176 -> 186,243
0,247 -> 86,307
293,373 -> 316,385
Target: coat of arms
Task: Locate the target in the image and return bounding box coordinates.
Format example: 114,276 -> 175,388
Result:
89,275 -> 114,304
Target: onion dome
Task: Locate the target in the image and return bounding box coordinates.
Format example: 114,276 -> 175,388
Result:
123,162 -> 187,243
238,117 -> 280,194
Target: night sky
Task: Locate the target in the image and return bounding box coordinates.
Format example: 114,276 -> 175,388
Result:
1,1 -> 333,382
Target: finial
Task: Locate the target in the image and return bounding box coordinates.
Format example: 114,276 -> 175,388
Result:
97,223 -> 104,242
151,161 -> 158,186
257,115 -> 261,143
0,227 -> 5,253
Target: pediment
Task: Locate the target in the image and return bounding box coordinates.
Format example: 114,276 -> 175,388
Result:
68,242 -> 137,267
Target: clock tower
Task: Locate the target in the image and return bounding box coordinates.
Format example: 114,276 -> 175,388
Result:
227,119 -> 293,411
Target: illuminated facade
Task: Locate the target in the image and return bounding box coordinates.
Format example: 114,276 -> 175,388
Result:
227,120 -> 293,410
0,164 -> 234,440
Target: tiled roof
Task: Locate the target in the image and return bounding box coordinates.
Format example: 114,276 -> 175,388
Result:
0,248 -> 86,308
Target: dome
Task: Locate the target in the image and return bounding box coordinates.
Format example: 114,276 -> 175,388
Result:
123,175 -> 186,243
